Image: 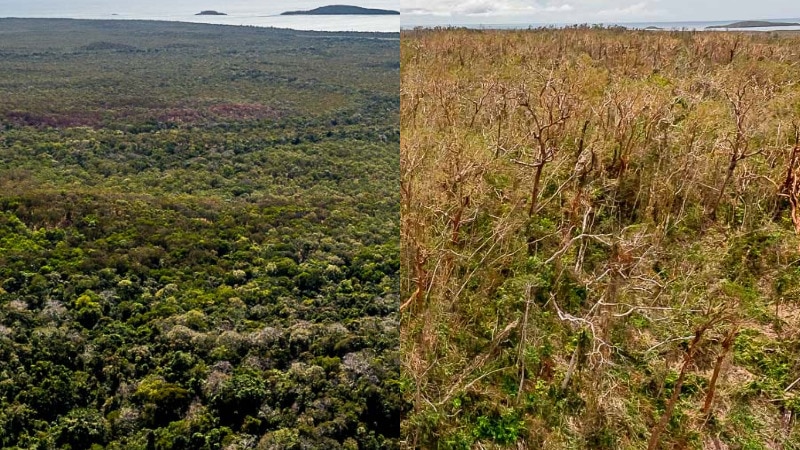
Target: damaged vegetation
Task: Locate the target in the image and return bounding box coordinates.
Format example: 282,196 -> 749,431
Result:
401,27 -> 800,449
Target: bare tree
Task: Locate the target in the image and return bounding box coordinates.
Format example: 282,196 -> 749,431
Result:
709,75 -> 770,220
509,72 -> 573,217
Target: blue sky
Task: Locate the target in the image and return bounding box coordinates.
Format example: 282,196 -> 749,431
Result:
400,0 -> 799,25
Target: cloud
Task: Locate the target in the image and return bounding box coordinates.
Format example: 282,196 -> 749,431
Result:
545,4 -> 574,12
402,0 -> 800,25
596,1 -> 662,17
400,0 -> 575,17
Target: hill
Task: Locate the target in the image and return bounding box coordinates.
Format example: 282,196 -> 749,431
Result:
281,5 -> 400,15
707,20 -> 800,28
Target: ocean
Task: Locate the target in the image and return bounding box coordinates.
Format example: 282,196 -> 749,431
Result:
0,0 -> 399,32
401,18 -> 800,32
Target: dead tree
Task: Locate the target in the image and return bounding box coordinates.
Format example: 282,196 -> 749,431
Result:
648,312 -> 726,450
708,77 -> 766,221
778,125 -> 800,239
701,326 -> 738,421
510,73 -> 573,217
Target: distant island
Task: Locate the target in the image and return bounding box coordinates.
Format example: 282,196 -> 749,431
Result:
644,26 -> 663,30
707,20 -> 800,29
195,10 -> 227,16
281,5 -> 400,15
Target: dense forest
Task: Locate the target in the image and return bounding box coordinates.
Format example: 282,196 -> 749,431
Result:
401,28 -> 800,448
0,19 -> 399,449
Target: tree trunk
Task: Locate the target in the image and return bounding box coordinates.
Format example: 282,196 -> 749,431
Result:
648,330 -> 705,450
529,163 -> 545,217
709,157 -> 737,221
702,328 -> 737,418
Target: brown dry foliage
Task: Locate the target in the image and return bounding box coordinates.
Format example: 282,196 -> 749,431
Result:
402,27 -> 800,449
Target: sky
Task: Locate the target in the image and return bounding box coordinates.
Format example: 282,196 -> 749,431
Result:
0,0 -> 398,18
400,0 -> 799,26
0,0 -> 795,27
0,0 -> 400,32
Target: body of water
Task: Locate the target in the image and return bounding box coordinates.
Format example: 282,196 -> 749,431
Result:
402,18 -> 800,32
618,19 -> 800,32
0,0 -> 399,32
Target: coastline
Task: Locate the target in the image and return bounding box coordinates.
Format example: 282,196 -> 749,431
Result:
400,17 -> 800,32
0,13 -> 399,33
0,16 -> 400,34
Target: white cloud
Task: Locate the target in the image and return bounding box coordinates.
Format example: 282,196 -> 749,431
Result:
545,4 -> 574,12
401,0 -> 800,24
400,0 -> 574,17
597,1 -> 662,17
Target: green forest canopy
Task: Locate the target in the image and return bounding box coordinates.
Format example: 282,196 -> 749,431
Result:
0,18 -> 400,449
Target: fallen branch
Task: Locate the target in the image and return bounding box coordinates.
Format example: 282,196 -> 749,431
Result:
543,232 -> 613,265
438,319 -> 520,405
